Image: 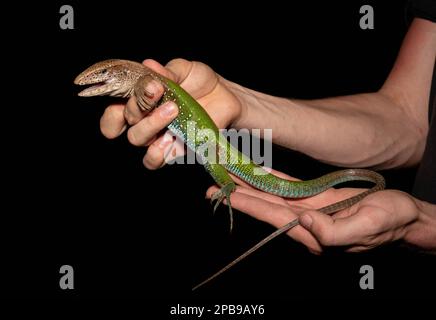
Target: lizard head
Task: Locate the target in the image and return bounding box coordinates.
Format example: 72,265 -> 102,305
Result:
74,59 -> 146,98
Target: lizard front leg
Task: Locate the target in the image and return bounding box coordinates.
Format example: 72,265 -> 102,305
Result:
134,74 -> 162,113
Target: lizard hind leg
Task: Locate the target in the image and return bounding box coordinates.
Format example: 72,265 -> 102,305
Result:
210,182 -> 236,232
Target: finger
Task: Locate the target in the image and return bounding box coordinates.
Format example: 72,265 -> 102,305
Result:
142,59 -> 175,79
167,59 -> 225,100
266,168 -> 301,181
160,133 -> 185,164
143,131 -> 185,169
230,189 -> 322,251
228,189 -> 298,226
228,167 -> 322,209
205,186 -> 291,224
288,187 -> 363,210
165,58 -> 194,86
127,101 -> 178,147
210,171 -> 312,207
206,184 -> 303,209
205,186 -> 322,251
125,97 -> 148,126
100,104 -> 127,139
142,143 -> 165,170
228,185 -> 292,207
330,205 -> 357,219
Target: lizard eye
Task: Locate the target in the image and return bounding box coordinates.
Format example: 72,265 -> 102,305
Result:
100,69 -> 108,74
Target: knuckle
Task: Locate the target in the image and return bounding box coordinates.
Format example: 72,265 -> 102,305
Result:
317,229 -> 334,245
124,108 -> 139,126
149,110 -> 168,130
144,135 -> 157,147
166,58 -> 192,82
127,128 -> 142,146
143,147 -> 163,170
167,58 -> 189,67
124,114 -> 136,126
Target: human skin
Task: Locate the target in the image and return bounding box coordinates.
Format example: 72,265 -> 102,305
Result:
98,18 -> 436,252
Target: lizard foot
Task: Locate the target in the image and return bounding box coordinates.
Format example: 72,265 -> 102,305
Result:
210,182 -> 236,232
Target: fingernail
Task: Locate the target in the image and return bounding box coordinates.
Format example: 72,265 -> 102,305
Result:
160,102 -> 178,118
299,214 -> 313,229
145,80 -> 159,97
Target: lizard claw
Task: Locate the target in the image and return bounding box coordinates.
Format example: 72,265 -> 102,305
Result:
210,183 -> 236,232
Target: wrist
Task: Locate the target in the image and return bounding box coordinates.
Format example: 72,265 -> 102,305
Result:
405,199 -> 436,253
220,78 -> 250,129
222,78 -> 299,145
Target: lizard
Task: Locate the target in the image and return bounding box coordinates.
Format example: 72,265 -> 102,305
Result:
74,59 -> 386,290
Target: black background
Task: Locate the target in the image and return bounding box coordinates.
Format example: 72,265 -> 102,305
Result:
3,0 -> 435,307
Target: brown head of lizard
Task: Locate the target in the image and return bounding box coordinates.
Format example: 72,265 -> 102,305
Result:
74,59 -> 148,98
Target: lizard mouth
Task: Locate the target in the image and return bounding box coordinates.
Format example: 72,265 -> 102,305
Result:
76,79 -> 117,97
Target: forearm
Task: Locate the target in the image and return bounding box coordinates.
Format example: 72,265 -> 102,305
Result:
405,200 -> 436,253
227,80 -> 425,168
226,18 -> 434,169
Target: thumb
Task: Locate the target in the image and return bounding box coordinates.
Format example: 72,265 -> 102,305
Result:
299,209 -> 364,246
299,210 -> 338,246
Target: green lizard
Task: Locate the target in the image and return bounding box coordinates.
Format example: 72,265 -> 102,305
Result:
75,59 -> 385,290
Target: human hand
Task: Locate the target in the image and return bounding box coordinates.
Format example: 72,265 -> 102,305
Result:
206,169 -> 435,253
99,58 -> 243,169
